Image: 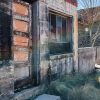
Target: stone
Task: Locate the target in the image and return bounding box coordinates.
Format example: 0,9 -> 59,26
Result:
35,94 -> 61,100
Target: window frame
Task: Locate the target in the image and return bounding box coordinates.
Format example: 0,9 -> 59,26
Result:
49,11 -> 74,55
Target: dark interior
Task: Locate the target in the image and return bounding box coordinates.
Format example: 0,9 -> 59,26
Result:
22,0 -> 37,3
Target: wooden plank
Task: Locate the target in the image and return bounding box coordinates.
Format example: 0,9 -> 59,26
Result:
13,2 -> 29,16
13,19 -> 28,33
13,35 -> 29,47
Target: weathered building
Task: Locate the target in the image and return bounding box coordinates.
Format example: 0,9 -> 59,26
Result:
0,0 -> 78,99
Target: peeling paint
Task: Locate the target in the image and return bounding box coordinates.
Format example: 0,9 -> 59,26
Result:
13,2 -> 29,16
13,19 -> 28,33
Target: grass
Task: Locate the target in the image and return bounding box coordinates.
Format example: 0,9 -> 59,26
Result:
46,73 -> 100,100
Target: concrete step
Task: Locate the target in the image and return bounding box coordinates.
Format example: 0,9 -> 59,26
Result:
35,94 -> 61,100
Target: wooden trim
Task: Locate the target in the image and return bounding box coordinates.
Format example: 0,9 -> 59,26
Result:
49,8 -> 73,18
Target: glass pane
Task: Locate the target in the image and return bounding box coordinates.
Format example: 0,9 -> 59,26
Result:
62,18 -> 67,42
56,16 -> 62,42
50,14 -> 56,41
67,17 -> 73,51
67,17 -> 72,42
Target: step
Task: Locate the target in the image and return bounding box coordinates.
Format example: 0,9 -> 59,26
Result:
35,94 -> 61,100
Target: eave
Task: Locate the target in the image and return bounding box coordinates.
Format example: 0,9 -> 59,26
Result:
66,0 -> 78,7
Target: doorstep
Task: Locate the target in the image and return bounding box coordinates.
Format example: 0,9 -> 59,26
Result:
35,94 -> 61,100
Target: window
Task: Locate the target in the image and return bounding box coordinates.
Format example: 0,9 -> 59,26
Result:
49,12 -> 73,55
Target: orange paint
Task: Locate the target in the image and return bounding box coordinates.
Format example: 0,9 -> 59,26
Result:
12,1 -> 30,62
13,2 -> 29,16
13,19 -> 28,33
14,35 -> 29,47
14,50 -> 28,61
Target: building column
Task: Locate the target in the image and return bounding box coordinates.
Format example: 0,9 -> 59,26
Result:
31,1 -> 41,85
73,12 -> 79,72
38,1 -> 49,83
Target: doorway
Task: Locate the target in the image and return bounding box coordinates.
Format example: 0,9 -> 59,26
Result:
13,0 -> 33,92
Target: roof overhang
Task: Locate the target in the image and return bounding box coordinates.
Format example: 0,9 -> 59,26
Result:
66,0 -> 77,7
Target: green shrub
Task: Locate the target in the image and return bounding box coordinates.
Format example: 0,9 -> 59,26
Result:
47,73 -> 100,100
68,84 -> 100,100
47,81 -> 71,100
60,73 -> 86,88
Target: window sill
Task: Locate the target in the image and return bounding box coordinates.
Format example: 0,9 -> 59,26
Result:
49,53 -> 73,60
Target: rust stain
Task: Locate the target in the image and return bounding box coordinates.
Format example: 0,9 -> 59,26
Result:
14,51 -> 28,61
13,19 -> 28,33
13,2 -> 29,16
13,35 -> 29,47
